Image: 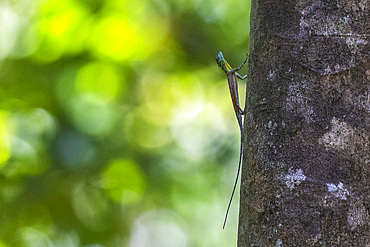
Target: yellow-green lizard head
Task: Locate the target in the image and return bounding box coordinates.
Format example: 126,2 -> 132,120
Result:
216,51 -> 232,74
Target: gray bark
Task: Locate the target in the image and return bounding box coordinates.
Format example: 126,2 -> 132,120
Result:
239,0 -> 370,246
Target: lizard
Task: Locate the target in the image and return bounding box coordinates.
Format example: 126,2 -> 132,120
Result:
216,51 -> 248,229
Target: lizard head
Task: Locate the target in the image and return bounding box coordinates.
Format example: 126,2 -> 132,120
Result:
216,51 -> 232,73
216,51 -> 224,68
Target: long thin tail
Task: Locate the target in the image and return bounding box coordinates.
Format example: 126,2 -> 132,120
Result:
223,133 -> 243,229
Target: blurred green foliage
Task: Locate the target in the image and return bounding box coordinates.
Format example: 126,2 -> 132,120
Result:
0,0 -> 250,246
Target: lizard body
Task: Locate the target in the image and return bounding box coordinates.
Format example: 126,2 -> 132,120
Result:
216,51 -> 248,229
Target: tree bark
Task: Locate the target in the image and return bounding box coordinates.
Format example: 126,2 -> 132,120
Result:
239,0 -> 370,246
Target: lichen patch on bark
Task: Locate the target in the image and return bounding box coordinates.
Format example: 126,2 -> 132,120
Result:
318,117 -> 369,154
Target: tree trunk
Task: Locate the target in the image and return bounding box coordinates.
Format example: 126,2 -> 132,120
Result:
238,0 -> 370,246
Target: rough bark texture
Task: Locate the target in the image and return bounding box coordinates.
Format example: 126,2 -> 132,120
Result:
238,0 -> 370,246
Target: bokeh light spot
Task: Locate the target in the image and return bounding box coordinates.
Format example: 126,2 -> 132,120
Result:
35,0 -> 90,62
140,72 -> 204,126
11,22 -> 40,58
193,0 -> 227,23
75,62 -> 121,102
69,93 -> 115,136
5,136 -> 39,176
91,15 -> 142,61
12,108 -> 56,149
0,7 -> 20,60
0,108 -> 56,177
0,111 -> 11,166
72,183 -> 110,232
55,130 -> 96,170
129,210 -> 187,247
15,227 -> 53,247
171,102 -> 227,162
127,112 -> 172,149
101,159 -> 146,205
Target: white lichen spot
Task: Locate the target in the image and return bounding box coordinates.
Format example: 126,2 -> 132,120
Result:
286,81 -> 315,123
320,118 -> 350,149
276,239 -> 283,247
285,168 -> 306,191
342,16 -> 349,23
318,117 -> 369,154
324,65 -> 332,75
268,70 -> 276,81
276,162 -> 286,168
326,182 -> 349,200
354,92 -> 370,112
346,37 -> 368,52
334,64 -> 341,71
266,121 -> 278,135
359,0 -> 367,10
348,202 -> 369,230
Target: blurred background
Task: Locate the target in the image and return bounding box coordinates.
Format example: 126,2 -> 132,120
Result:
0,0 -> 251,246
